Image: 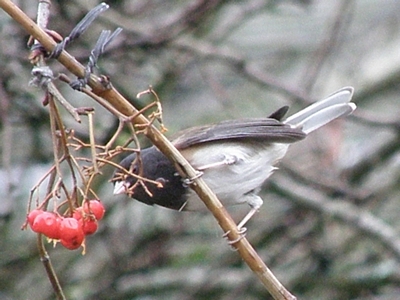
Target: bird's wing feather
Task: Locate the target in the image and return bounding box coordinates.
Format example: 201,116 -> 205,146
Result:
172,117 -> 306,149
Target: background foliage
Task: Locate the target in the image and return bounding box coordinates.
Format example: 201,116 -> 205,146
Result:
1,0 -> 400,299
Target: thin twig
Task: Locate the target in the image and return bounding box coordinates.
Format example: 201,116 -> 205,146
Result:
271,174 -> 400,261
47,82 -> 81,122
302,0 -> 355,92
48,96 -> 63,177
87,112 -> 100,174
39,146 -> 66,300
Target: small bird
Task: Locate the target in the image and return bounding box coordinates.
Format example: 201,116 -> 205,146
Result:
113,87 -> 356,230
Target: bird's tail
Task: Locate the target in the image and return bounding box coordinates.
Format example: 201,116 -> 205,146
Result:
284,87 -> 356,134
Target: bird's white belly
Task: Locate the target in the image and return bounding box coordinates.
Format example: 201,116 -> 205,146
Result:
180,142 -> 289,211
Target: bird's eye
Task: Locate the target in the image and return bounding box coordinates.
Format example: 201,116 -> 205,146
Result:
128,165 -> 137,173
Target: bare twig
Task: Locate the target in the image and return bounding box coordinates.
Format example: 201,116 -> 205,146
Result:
87,111 -> 100,174
30,66 -> 81,122
271,174 -> 400,261
172,37 -> 310,103
38,160 -> 66,300
302,0 -> 355,92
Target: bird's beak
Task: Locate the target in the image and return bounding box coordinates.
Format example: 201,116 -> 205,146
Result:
113,181 -> 128,195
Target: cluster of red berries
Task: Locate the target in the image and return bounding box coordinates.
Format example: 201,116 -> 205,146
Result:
27,200 -> 105,250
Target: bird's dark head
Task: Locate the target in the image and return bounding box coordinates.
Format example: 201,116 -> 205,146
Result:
112,147 -> 188,210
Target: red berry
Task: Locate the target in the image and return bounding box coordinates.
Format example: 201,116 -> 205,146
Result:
80,218 -> 98,235
72,207 -> 83,220
60,236 -> 84,250
83,200 -> 105,220
27,209 -> 43,227
59,218 -> 85,250
31,212 -> 61,239
59,217 -> 83,240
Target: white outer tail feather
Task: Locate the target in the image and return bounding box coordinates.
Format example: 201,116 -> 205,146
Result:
284,87 -> 356,134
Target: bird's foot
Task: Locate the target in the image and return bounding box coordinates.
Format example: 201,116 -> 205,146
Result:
223,226 -> 247,246
182,170 -> 204,186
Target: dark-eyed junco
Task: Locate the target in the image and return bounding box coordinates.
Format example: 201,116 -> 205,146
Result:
113,87 -> 355,229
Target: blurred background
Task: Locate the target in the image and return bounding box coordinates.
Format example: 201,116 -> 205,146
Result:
1,0 -> 400,299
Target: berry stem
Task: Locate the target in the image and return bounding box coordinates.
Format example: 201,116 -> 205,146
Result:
37,233 -> 66,300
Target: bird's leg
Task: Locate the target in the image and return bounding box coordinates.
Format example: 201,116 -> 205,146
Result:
223,194 -> 263,245
237,194 -> 263,230
181,155 -> 237,186
237,207 -> 259,230
196,155 -> 237,171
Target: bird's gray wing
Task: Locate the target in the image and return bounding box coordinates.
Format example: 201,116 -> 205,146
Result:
172,117 -> 306,149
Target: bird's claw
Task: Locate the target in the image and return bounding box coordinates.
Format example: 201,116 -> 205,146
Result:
182,170 -> 204,186
223,227 -> 247,246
